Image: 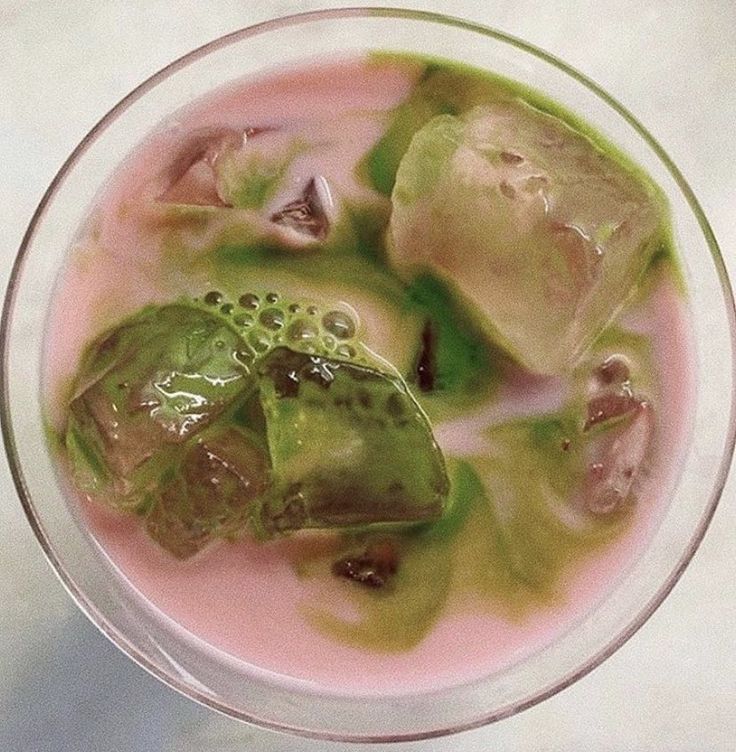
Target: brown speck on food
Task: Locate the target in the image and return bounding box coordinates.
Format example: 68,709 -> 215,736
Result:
596,356 -> 630,386
98,332 -> 119,355
332,539 -> 399,589
499,180 -> 516,199
415,320 -> 436,392
584,393 -> 639,431
500,151 -> 524,164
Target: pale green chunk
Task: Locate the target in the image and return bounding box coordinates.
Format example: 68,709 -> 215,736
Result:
389,103 -> 665,374
465,412 -> 635,602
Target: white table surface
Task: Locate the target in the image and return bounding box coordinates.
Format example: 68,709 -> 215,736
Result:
1,2 -> 735,750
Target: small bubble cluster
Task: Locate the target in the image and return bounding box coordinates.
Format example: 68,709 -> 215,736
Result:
201,289 -> 365,366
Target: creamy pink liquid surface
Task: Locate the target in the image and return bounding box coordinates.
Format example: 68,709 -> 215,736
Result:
44,56 -> 696,694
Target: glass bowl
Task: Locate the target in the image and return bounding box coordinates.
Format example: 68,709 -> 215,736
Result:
2,7 -> 734,743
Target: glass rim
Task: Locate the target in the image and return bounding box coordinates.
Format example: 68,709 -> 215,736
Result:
2,6 -> 735,743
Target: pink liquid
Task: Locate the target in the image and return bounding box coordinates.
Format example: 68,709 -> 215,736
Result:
44,56 -> 696,695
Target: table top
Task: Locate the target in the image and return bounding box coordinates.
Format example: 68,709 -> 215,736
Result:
2,2 -> 735,750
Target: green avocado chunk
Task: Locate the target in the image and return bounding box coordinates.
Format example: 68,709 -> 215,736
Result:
252,347 -> 449,537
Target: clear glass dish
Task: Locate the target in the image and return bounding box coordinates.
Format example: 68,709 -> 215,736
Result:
2,7 -> 734,743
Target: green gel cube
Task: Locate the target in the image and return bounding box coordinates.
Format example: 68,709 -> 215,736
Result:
144,425 -> 269,558
66,304 -> 251,507
252,347 -> 449,537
